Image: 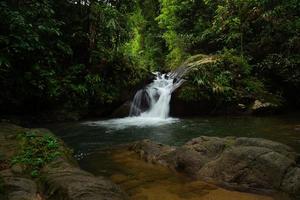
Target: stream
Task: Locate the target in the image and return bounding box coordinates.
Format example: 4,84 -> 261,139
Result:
43,73 -> 300,200
44,114 -> 300,200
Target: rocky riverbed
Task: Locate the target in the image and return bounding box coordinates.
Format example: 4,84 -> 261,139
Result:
128,136 -> 300,199
1,122 -> 299,200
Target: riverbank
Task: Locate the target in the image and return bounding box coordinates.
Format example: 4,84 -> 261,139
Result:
82,149 -> 275,200
0,123 -> 126,200
1,122 -> 299,200
126,138 -> 300,199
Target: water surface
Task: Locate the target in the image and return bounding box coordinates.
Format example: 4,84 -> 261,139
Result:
44,114 -> 299,200
45,114 -> 300,155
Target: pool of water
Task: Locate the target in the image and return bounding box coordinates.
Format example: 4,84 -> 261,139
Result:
79,149 -> 280,200
45,114 -> 300,155
43,114 -> 299,200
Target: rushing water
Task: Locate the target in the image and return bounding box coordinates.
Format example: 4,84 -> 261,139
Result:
83,71 -> 185,130
130,72 -> 184,118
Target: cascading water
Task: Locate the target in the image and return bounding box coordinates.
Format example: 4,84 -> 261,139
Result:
130,72 -> 185,119
83,69 -> 187,129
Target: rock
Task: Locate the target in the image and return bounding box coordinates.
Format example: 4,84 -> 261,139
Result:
129,136 -> 300,197
111,101 -> 131,118
165,147 -> 208,177
0,123 -> 128,200
184,136 -> 229,159
295,125 -> 300,131
234,137 -> 297,160
281,167 -> 300,199
41,158 -> 128,200
0,169 -> 39,200
197,147 -> 294,190
238,103 -> 246,110
130,139 -> 175,166
170,97 -> 215,116
251,100 -> 279,114
11,164 -> 24,175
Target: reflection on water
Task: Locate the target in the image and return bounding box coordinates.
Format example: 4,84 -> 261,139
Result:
45,114 -> 300,154
80,149 -> 277,200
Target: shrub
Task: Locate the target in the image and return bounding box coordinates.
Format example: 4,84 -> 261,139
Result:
11,131 -> 61,178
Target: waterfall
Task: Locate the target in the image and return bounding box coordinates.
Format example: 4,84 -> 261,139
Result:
83,70 -> 186,129
129,72 -> 185,119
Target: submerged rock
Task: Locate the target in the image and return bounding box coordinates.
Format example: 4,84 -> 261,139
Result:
129,136 -> 300,199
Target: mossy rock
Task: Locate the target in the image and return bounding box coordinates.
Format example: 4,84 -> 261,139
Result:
0,123 -> 128,200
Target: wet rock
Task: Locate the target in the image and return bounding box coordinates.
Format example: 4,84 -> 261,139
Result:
130,139 -> 175,166
0,123 -> 128,200
41,158 -> 128,200
183,136 -> 229,159
281,167 -> 300,199
165,147 -> 207,177
234,137 -> 297,160
197,146 -> 295,191
295,125 -> 300,131
251,100 -> 279,114
129,136 -> 300,197
0,169 -> 39,200
10,164 -> 24,175
111,101 -> 131,118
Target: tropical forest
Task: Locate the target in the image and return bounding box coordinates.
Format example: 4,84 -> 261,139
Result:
0,0 -> 300,200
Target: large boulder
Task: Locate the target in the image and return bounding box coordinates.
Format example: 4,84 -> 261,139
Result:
251,100 -> 280,114
0,123 -> 127,200
41,158 -> 127,200
0,170 -> 39,200
129,136 -> 300,198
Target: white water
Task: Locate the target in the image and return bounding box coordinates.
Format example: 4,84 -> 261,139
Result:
84,116 -> 179,130
84,71 -> 185,129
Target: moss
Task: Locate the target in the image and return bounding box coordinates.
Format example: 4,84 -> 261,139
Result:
11,130 -> 62,178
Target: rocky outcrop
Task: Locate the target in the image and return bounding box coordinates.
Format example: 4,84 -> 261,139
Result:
0,123 -> 127,200
251,100 -> 280,114
0,169 -> 39,200
111,101 -> 131,118
42,158 -> 127,200
129,137 -> 300,198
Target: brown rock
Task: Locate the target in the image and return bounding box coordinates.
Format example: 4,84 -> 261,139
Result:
0,169 -> 39,200
129,136 -> 300,197
41,158 -> 128,200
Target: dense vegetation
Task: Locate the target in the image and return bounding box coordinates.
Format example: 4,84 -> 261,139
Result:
0,0 -> 299,118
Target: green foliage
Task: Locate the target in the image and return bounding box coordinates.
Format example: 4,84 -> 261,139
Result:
156,0 -> 190,67
11,131 -> 61,177
154,0 -> 299,107
123,0 -> 166,71
179,51 -> 269,105
0,0 -> 147,114
257,54 -> 300,87
0,0 -> 299,114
